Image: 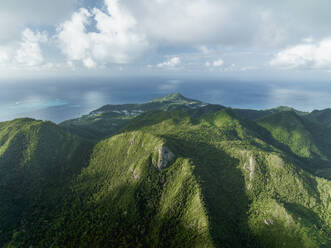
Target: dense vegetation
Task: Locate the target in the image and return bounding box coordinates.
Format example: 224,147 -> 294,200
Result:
1,94 -> 330,247
0,119 -> 92,246
258,111 -> 331,179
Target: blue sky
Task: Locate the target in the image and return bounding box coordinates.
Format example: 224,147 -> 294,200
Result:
1,0 -> 331,81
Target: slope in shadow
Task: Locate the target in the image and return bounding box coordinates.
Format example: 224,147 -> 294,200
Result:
163,135 -> 261,248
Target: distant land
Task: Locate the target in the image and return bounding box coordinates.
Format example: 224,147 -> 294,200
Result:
2,78 -> 331,123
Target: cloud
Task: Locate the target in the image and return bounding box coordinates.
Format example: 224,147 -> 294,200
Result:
206,58 -> 224,67
2,0 -> 331,77
57,9 -> 91,62
125,0 -> 256,46
0,49 -> 10,64
57,0 -> 148,68
213,59 -> 224,67
270,37 -> 331,69
83,58 -> 97,69
157,57 -> 181,68
0,28 -> 48,68
15,29 -> 48,66
0,0 -> 76,42
122,0 -> 330,49
198,45 -> 212,54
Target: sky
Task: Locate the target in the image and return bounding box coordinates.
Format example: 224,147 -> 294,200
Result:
1,0 -> 331,81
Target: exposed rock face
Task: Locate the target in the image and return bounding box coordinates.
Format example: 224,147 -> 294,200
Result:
155,145 -> 175,169
243,155 -> 255,190
264,219 -> 274,225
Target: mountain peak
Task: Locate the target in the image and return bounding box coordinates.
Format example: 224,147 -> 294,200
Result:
274,106 -> 295,111
149,92 -> 196,103
266,106 -> 308,116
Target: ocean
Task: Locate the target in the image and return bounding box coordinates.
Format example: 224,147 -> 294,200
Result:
0,76 -> 330,123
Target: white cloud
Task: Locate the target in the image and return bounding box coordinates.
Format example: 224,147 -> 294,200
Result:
198,45 -> 212,54
122,0 -> 312,49
157,57 -> 181,68
15,29 -> 48,66
126,0 -> 256,45
206,58 -> 224,67
270,37 -> 331,69
57,9 -> 91,62
83,58 -> 97,69
0,28 -> 48,68
57,0 -> 148,68
2,0 -> 331,77
303,37 -> 314,43
213,59 -> 224,67
0,49 -> 10,64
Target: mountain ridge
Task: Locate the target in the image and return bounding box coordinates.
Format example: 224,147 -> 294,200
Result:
0,93 -> 330,247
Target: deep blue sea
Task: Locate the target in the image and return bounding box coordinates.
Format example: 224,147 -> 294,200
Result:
1,76 -> 330,123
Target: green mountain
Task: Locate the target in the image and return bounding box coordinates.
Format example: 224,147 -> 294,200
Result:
308,109 -> 331,127
257,111 -> 331,178
1,94 -> 330,248
0,119 -> 92,246
232,106 -> 309,121
60,93 -> 209,141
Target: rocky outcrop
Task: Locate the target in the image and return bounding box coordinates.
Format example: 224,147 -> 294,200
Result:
154,145 -> 175,170
243,155 -> 255,190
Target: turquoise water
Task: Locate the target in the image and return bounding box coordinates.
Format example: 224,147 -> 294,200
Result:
8,99 -> 68,113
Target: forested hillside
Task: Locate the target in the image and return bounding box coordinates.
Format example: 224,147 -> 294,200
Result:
1,94 -> 330,248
